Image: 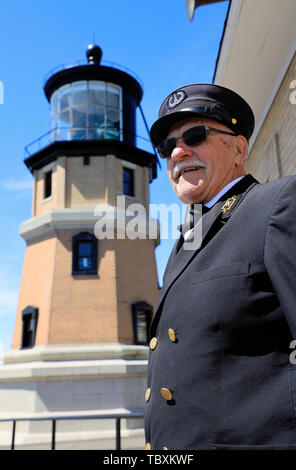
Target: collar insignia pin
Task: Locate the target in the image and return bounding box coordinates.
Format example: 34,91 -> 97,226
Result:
221,195 -> 237,214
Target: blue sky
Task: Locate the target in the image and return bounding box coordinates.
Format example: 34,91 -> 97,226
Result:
0,0 -> 229,354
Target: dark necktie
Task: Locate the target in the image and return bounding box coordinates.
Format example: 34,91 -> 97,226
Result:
179,204 -> 209,234
176,204 -> 210,252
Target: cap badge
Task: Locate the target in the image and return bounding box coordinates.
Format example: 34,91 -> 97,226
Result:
232,118 -> 237,124
167,91 -> 187,109
221,195 -> 237,214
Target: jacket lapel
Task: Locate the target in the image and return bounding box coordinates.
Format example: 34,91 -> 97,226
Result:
151,174 -> 259,333
162,202 -> 221,290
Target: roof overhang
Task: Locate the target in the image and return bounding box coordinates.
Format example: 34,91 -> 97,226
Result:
213,0 -> 296,151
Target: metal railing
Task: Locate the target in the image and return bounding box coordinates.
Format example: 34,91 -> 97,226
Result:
24,127 -> 154,159
0,411 -> 144,450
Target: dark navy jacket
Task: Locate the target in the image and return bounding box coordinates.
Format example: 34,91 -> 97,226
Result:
144,174 -> 296,450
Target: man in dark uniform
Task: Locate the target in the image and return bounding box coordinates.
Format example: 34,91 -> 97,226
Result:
144,83 -> 296,450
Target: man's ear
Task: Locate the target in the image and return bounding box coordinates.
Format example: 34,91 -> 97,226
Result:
235,135 -> 249,164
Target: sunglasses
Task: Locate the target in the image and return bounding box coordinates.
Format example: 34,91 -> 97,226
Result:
157,125 -> 238,159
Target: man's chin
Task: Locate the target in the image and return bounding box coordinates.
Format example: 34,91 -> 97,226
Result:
174,181 -> 205,204
175,189 -> 204,205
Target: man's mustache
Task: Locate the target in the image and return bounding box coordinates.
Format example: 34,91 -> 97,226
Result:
173,159 -> 207,181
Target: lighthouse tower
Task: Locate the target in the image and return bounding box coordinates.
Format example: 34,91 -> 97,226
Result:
0,45 -> 159,445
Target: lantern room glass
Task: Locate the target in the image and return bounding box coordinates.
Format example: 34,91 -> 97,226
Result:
50,81 -> 122,142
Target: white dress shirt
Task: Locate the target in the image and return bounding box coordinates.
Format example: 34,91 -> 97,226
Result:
204,176 -> 244,208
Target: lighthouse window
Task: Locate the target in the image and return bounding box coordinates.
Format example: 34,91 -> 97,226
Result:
123,167 -> 134,197
73,107 -> 87,127
132,302 -> 153,345
106,108 -> 120,138
59,85 -> 71,110
21,306 -> 38,349
44,170 -> 52,199
60,110 -> 71,139
78,242 -> 93,270
106,88 -> 120,108
72,232 -> 98,275
50,81 -> 122,142
72,82 -> 87,106
88,106 -> 105,139
89,82 -> 105,106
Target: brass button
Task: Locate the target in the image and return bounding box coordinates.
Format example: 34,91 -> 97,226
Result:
160,387 -> 173,401
168,328 -> 176,342
145,387 -> 151,402
145,442 -> 151,450
150,337 -> 158,350
163,446 -> 168,450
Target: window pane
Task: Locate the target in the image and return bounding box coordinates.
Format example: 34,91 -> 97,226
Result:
44,171 -> 52,198
123,168 -> 134,196
24,316 -> 31,332
71,130 -> 86,140
78,241 -> 92,256
59,110 -> 71,128
106,108 -> 120,139
78,257 -> 92,270
88,106 -> 105,127
50,90 -> 59,118
59,85 -> 71,110
106,85 -> 120,107
72,81 -> 87,106
123,182 -> 131,195
88,106 -> 105,139
23,331 -> 33,348
124,168 -> 132,183
72,107 -> 87,128
106,108 -> 120,128
23,315 -> 33,348
89,82 -> 105,106
136,312 -> 148,344
58,110 -> 71,140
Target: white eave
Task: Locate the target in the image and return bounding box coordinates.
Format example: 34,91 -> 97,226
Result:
214,0 -> 296,151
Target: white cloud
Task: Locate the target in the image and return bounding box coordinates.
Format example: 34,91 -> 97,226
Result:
1,176 -> 32,191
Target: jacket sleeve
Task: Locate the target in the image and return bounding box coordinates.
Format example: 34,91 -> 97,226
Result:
264,176 -> 296,339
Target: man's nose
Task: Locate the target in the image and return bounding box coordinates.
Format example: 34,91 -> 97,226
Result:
170,141 -> 193,160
